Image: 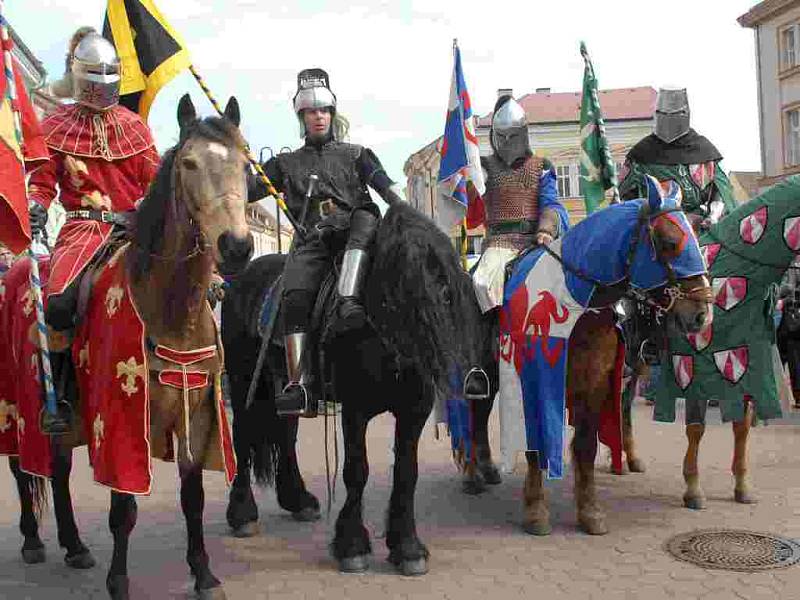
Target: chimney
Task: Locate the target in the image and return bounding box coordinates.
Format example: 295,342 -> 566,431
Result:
497,87 -> 513,98
535,87 -> 551,94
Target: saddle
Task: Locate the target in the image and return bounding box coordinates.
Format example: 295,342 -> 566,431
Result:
75,227 -> 130,328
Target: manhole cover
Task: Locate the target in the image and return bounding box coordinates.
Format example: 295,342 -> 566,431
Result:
665,529 -> 800,572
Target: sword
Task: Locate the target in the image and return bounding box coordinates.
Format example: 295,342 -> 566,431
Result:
299,174 -> 318,226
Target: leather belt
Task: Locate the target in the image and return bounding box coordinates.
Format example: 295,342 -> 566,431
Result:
65,210 -> 133,227
488,219 -> 538,236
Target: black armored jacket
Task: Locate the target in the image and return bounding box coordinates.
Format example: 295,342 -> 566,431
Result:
249,139 -> 396,228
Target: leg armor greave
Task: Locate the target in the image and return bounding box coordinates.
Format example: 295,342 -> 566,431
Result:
276,332 -> 313,417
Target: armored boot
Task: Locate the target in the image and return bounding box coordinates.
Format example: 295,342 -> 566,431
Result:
463,367 -> 490,401
275,332 -> 315,417
337,248 -> 369,330
40,350 -> 75,436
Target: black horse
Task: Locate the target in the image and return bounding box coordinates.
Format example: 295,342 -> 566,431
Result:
223,201 -> 480,575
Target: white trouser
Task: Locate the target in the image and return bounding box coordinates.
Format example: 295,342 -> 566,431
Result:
471,246 -> 518,313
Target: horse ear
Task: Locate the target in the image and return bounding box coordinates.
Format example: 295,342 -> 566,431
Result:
177,94 -> 197,132
223,97 -> 240,128
644,174 -> 665,213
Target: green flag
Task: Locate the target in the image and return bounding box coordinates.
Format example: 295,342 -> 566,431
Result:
579,41 -> 618,215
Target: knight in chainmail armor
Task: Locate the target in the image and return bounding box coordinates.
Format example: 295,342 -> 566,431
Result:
462,94 -> 569,398
249,68 -> 405,417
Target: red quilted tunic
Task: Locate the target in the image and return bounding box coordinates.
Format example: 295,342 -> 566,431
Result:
28,104 -> 159,297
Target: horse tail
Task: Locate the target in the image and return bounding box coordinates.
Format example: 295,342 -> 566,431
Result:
222,253 -> 287,489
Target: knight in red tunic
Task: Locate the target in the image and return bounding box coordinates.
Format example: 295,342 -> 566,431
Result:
27,29 -> 159,433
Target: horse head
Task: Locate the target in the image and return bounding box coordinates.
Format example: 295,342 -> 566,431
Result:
629,175 -> 713,335
365,202 -> 481,398
174,93 -> 253,276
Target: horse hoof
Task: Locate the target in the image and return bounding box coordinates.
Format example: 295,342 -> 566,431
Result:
683,494 -> 706,510
397,558 -> 428,577
21,546 -> 45,564
196,586 -> 227,600
522,520 -> 552,536
338,554 -> 369,573
65,549 -> 96,569
735,489 -> 757,505
292,507 -> 321,522
462,476 -> 486,496
578,515 -> 609,536
107,574 -> 130,600
627,458 -> 646,473
231,521 -> 259,538
478,463 -> 502,485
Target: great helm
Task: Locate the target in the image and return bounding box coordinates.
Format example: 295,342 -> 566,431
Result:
71,32 -> 121,111
490,96 -> 530,166
654,86 -> 690,144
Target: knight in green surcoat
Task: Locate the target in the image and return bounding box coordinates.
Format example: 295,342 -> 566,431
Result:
619,86 -> 736,231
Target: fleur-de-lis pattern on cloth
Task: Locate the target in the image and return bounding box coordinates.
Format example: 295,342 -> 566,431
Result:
105,285 -> 124,318
0,399 -> 17,433
116,357 -> 145,397
93,414 -> 104,450
78,342 -> 90,372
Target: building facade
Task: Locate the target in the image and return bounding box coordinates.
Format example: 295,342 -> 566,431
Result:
739,0 -> 800,188
404,86 -> 656,260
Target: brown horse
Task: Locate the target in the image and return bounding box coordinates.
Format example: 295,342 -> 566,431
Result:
461,185 -> 713,535
81,95 -> 251,600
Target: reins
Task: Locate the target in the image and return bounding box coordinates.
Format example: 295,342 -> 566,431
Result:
540,203 -> 713,323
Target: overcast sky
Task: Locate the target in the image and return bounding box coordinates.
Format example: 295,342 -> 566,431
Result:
10,0 -> 761,187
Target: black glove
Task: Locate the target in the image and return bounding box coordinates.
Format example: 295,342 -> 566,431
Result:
28,202 -> 48,236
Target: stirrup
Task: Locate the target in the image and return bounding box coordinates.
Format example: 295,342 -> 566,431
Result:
39,401 -> 74,436
463,367 -> 490,401
276,382 -> 310,417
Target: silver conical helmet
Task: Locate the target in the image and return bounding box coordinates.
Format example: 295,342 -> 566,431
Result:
491,97 -> 530,165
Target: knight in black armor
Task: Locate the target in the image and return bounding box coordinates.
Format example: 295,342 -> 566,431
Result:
249,69 -> 406,417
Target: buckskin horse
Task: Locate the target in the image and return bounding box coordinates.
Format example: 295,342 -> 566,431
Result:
221,200 -> 480,576
449,176 -> 713,535
1,94 -> 252,600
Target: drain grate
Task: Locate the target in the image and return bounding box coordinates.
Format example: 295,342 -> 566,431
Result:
664,529 -> 800,572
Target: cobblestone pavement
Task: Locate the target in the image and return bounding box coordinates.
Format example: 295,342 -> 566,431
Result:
1,400 -> 800,599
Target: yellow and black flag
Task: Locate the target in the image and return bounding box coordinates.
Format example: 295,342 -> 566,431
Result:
102,0 -> 191,120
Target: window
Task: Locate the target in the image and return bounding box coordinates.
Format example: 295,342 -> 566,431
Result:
786,108 -> 800,166
556,165 -> 572,198
783,26 -> 798,70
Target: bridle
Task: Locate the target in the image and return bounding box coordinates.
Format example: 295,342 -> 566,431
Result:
542,202 -> 713,323
132,134 -> 210,263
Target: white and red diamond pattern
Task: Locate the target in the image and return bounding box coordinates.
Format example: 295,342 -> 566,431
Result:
690,162 -> 716,189
687,323 -> 713,352
701,243 -> 721,269
673,355 -> 693,390
784,216 -> 800,251
712,277 -> 747,311
739,206 -> 767,245
713,346 -> 749,384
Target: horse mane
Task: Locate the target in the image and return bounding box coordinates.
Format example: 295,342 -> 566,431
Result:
129,115 -> 244,329
366,202 -> 481,398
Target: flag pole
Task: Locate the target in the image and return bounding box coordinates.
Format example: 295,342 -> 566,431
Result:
579,42 -> 620,207
453,39 -> 469,271
188,65 -> 306,238
0,6 -> 60,428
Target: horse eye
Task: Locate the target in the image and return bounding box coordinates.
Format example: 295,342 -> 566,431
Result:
181,156 -> 199,171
